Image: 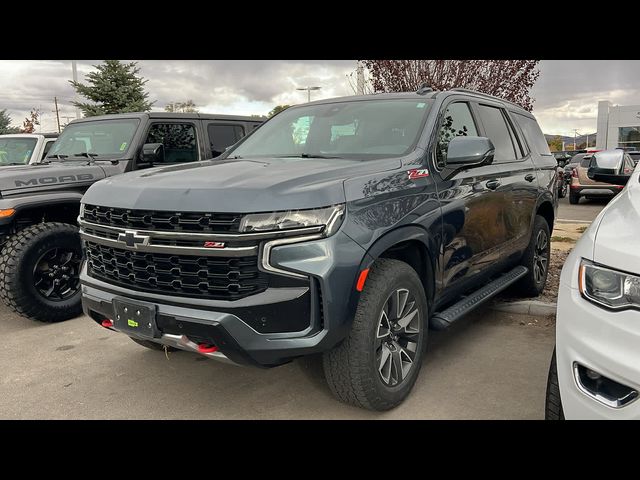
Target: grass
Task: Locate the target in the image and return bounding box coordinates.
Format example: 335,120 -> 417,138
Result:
576,226 -> 588,233
551,236 -> 576,243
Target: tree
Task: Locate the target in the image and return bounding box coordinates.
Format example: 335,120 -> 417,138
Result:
268,105 -> 291,118
362,60 -> 540,111
0,110 -> 19,134
20,109 -> 40,133
164,100 -> 199,113
548,136 -> 563,152
70,60 -> 154,117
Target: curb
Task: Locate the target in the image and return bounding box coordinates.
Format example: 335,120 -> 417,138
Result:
490,300 -> 557,316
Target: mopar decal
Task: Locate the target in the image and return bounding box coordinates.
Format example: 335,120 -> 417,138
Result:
14,174 -> 94,187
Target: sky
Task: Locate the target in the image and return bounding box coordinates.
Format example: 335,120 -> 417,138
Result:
1,60 -> 639,137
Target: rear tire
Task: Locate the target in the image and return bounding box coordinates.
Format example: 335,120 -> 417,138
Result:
0,222 -> 83,322
545,349 -> 565,420
323,258 -> 427,411
130,337 -> 177,352
512,215 -> 551,297
558,183 -> 567,198
569,192 -> 580,204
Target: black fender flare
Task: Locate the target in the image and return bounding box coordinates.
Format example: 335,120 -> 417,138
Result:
0,191 -> 84,226
530,192 -> 555,233
345,225 -> 438,319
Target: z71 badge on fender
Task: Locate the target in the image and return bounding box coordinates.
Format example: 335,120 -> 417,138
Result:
407,168 -> 429,180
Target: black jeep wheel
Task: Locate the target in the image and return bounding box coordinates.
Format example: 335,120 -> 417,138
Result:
323,258 -> 427,411
512,215 -> 551,297
0,222 -> 83,322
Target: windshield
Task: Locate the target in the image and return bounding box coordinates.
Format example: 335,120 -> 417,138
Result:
228,98 -> 433,160
48,119 -> 140,159
0,137 -> 37,165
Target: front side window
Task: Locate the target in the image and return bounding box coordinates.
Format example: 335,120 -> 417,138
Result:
208,124 -> 244,157
145,123 -> 198,163
0,137 -> 37,165
477,105 -> 518,163
49,119 -> 139,159
435,102 -> 479,168
227,99 -> 433,160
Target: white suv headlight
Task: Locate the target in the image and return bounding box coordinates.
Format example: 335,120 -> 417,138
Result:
239,204 -> 345,236
580,259 -> 640,310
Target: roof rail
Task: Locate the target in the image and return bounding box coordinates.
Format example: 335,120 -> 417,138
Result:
449,88 -> 524,110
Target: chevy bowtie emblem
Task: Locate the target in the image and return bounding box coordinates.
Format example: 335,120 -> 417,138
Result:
203,241 -> 226,249
117,230 -> 150,248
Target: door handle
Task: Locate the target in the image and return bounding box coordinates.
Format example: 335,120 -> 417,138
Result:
486,179 -> 501,190
524,174 -> 536,182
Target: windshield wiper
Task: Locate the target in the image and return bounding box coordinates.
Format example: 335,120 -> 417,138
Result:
276,153 -> 342,159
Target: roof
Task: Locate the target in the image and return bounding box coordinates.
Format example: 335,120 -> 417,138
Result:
0,133 -> 58,138
298,89 -> 531,115
68,112 -> 266,124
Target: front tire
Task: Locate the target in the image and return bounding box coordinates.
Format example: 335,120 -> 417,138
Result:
323,258 -> 427,411
569,192 -> 580,204
512,215 -> 551,297
545,349 -> 565,420
0,222 -> 83,322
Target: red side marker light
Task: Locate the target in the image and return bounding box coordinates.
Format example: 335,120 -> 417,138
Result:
101,319 -> 114,328
198,344 -> 218,354
356,268 -> 370,292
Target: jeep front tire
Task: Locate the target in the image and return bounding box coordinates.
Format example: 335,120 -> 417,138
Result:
0,222 -> 83,322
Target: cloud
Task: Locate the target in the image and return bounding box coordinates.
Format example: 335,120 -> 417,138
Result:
1,60 -> 639,137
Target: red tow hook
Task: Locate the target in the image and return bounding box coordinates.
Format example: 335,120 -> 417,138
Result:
101,319 -> 114,328
198,344 -> 218,354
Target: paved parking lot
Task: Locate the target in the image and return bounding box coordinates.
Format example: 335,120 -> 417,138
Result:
0,303 -> 554,419
557,195 -> 609,223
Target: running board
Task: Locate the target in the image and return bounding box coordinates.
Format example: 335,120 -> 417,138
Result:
430,266 -> 529,331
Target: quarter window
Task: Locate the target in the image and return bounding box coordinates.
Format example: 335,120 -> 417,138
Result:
145,123 -> 198,163
436,102 -> 479,168
513,113 -> 551,156
208,124 -> 245,157
476,105 -> 518,163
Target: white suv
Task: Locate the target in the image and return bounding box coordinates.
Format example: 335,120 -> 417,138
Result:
0,133 -> 58,166
546,149 -> 640,419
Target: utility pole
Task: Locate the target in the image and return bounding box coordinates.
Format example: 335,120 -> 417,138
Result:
296,86 -> 321,103
71,60 -> 81,119
52,97 -> 61,133
356,61 -> 365,95
572,129 -> 580,150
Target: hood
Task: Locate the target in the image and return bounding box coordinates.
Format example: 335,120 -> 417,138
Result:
0,162 -> 107,195
593,171 -> 640,274
83,157 -> 400,213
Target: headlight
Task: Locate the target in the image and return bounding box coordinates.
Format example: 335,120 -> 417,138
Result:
79,203 -> 85,219
239,204 -> 345,236
579,260 -> 640,310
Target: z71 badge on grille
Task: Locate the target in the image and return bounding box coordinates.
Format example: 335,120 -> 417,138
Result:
203,241 -> 226,249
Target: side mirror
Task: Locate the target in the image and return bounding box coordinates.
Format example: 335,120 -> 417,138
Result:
141,143 -> 164,165
587,151 -> 630,186
446,136 -> 495,167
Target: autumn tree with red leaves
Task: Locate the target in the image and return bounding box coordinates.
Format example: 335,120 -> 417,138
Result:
362,60 -> 540,111
20,109 -> 40,133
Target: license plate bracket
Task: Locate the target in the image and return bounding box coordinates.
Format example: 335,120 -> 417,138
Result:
112,297 -> 159,339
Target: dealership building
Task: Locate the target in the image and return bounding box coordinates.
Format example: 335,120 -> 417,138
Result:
596,100 -> 640,150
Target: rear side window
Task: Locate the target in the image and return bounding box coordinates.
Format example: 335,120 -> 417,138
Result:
476,105 -> 517,163
513,113 -> 552,156
208,124 -> 245,157
580,156 -> 592,167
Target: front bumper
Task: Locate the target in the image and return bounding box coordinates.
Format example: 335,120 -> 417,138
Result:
81,231 -> 368,367
556,281 -> 640,419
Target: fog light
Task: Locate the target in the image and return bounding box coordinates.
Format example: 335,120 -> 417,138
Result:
574,363 -> 638,408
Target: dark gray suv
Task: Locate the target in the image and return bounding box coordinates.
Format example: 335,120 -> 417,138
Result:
79,87 -> 557,410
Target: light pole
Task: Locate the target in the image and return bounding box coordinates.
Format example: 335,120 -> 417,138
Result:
297,86 -> 321,103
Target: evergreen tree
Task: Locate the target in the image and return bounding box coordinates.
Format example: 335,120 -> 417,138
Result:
0,109 -> 19,134
70,60 -> 154,117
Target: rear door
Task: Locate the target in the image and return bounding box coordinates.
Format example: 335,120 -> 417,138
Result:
206,122 -> 246,158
